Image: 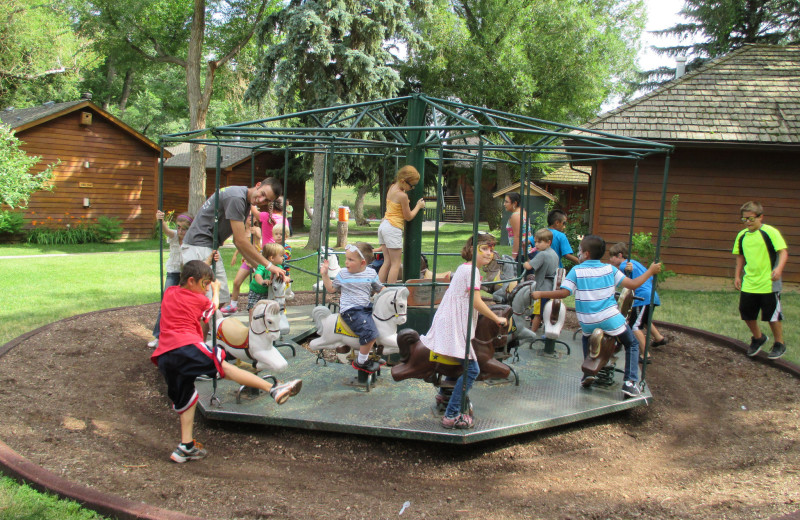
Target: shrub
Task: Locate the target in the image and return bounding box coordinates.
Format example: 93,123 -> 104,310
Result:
95,216 -> 123,242
26,220 -> 99,245
0,210 -> 25,236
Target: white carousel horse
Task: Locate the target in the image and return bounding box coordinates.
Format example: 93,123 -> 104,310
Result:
308,287 -> 410,355
541,268 -> 567,339
215,299 -> 288,372
267,275 -> 291,336
312,247 -> 342,291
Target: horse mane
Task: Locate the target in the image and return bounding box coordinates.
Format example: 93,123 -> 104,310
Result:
258,299 -> 280,316
507,280 -> 534,304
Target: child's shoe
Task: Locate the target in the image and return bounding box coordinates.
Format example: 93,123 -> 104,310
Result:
220,303 -> 238,316
747,335 -> 768,356
767,342 -> 786,360
580,374 -> 596,388
147,338 -> 158,348
621,380 -> 641,398
442,413 -> 474,430
270,379 -> 302,404
170,440 -> 207,463
650,336 -> 669,347
352,358 -> 381,373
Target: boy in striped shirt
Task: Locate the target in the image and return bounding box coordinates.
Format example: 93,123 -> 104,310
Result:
533,235 -> 661,398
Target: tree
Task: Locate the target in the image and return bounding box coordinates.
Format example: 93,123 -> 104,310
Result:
640,0 -> 800,89
0,0 -> 96,107
245,0 -> 429,251
75,0 -> 278,213
0,126 -> 56,208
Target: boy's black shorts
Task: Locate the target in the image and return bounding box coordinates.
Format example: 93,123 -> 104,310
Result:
627,304 -> 654,331
739,291 -> 783,322
157,343 -> 227,413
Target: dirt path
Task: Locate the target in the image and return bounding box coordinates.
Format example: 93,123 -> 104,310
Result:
0,298 -> 798,520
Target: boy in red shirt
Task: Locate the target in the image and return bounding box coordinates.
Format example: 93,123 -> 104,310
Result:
152,259 -> 301,463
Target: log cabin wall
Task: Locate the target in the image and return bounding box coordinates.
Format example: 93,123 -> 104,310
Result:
16,108 -> 159,240
591,146 -> 799,282
161,152 -> 283,215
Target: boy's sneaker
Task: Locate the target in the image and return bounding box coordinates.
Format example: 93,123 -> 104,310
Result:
220,303 -> 238,315
768,342 -> 786,360
170,441 -> 207,463
147,338 -> 158,348
580,374 -> 596,388
270,379 -> 302,405
651,336 -> 668,347
747,335 -> 768,357
352,358 -> 381,373
441,413 -> 474,430
622,380 -> 641,398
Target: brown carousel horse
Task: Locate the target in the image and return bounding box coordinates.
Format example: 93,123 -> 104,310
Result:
390,305 -> 518,386
580,287 -> 635,379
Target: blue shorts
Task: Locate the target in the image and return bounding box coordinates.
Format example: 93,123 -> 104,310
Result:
341,305 -> 379,345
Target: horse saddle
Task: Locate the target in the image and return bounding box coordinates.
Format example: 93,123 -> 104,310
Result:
217,317 -> 249,349
429,351 -> 461,366
333,315 -> 358,338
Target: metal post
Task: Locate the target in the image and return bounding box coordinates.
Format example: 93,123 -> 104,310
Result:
402,94 -> 426,282
158,144 -> 165,300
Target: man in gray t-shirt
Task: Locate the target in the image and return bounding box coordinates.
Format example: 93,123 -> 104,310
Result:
181,178 -> 286,306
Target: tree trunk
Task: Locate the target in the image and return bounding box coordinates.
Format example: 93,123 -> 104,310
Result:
103,59 -> 116,110
186,0 -> 212,215
304,153 -> 326,251
118,69 -> 134,116
353,179 -> 376,226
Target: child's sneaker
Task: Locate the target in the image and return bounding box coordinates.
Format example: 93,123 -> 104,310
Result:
747,334 -> 768,357
270,379 -> 302,404
220,303 -> 238,316
621,380 -> 641,398
147,338 -> 158,348
767,342 -> 786,360
352,358 -> 381,373
441,413 -> 474,430
170,441 -> 207,463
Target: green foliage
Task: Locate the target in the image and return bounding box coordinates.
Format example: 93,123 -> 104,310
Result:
629,194 -> 680,280
0,126 -> 57,208
26,221 -> 100,245
405,0 -> 645,124
0,0 -> 96,107
95,216 -> 123,242
639,0 -> 800,89
0,210 -> 25,236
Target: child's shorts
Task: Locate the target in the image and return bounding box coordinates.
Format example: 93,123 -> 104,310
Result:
157,343 -> 227,413
627,304 -> 655,331
248,290 -> 268,310
739,291 -> 782,322
532,297 -> 549,317
341,305 -> 379,345
377,219 -> 403,249
239,261 -> 252,271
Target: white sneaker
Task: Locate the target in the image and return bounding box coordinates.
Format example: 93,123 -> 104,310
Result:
147,339 -> 158,348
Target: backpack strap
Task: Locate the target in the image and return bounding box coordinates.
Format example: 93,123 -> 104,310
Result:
738,229 -> 777,268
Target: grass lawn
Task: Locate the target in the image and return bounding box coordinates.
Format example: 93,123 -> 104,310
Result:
0,225 -> 797,519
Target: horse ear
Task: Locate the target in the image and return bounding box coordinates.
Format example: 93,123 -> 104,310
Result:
399,287 -> 409,298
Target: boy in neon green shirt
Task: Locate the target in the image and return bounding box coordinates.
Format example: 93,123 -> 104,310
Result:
733,201 -> 788,359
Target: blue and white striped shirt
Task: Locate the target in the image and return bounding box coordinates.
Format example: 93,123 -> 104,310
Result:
332,267 -> 383,312
561,260 -> 627,336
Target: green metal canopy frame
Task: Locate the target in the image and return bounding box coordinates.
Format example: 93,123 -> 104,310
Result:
158,92 -> 674,398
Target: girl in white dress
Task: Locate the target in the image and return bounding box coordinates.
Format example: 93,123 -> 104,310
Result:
419,232 -> 508,429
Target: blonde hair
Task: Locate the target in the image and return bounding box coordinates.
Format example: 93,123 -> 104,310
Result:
350,241 -> 375,265
262,242 -> 284,260
533,228 -> 553,242
395,165 -> 420,191
740,201 -> 763,216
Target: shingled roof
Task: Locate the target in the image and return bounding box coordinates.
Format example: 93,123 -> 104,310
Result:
583,45 -> 800,145
163,142 -> 265,169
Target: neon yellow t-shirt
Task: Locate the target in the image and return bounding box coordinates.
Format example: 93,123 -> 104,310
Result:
732,224 -> 787,293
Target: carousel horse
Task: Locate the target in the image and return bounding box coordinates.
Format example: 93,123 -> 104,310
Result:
580,287 -> 635,382
267,274 -> 291,336
507,280 -> 538,348
313,247 -> 341,291
308,286 -> 410,356
215,299 -> 289,373
487,254 -> 519,304
390,305 -> 518,386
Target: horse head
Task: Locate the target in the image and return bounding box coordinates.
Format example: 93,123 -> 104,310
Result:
247,299 -> 288,372
373,286 -> 409,325
471,304 -> 513,350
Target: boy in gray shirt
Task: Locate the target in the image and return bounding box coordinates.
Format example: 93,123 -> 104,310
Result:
523,228 -> 559,335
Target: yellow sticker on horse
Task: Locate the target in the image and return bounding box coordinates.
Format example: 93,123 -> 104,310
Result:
333,316 -> 358,338
429,351 -> 461,365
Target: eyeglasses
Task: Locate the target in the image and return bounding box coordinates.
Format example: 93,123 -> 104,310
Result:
345,244 -> 365,260
741,215 -> 761,223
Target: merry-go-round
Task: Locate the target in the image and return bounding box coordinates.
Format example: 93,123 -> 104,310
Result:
158,94 -> 674,444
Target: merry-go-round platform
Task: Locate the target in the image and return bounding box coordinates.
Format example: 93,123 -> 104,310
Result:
196,304 -> 652,444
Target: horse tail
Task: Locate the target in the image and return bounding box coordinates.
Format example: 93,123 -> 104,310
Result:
311,305 -> 332,332
396,328 -> 419,362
